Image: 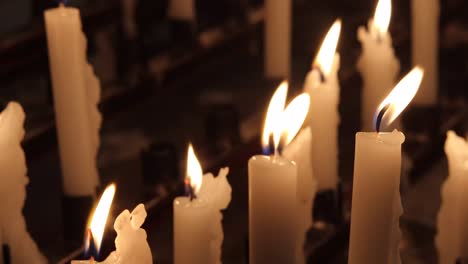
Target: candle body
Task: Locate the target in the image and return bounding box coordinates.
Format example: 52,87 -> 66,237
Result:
264,0 -> 291,78
174,168 -> 231,264
0,102 -> 47,264
303,55 -> 340,191
249,155 -> 297,264
174,197 -> 213,264
411,0 -> 439,105
348,131 -> 404,264
283,127 -> 317,264
357,21 -> 400,131
436,131 -> 468,264
45,6 -> 101,196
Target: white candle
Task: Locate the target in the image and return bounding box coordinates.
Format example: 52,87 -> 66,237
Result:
265,0 -> 291,78
411,0 -> 439,105
282,127 -> 316,264
303,20 -> 341,191
436,131 -> 468,264
0,102 -> 47,264
71,184 -> 116,264
45,4 -> 102,197
174,145 -> 231,264
357,0 -> 400,131
249,82 -> 310,264
348,67 -> 424,264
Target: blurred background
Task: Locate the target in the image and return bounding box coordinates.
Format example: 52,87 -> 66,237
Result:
1,0 -> 468,263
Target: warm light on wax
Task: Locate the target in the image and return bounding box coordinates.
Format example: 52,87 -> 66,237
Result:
373,66 -> 424,131
86,183 -> 116,253
262,81 -> 310,153
186,144 -> 203,195
373,0 -> 391,36
314,19 -> 342,77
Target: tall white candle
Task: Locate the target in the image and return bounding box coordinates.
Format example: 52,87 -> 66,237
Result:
265,0 -> 291,78
436,131 -> 468,264
282,127 -> 316,264
357,0 -> 400,131
348,67 -> 424,264
174,145 -> 231,264
45,4 -> 102,197
411,0 -> 439,105
0,102 -> 47,264
249,82 -> 310,264
303,20 -> 341,191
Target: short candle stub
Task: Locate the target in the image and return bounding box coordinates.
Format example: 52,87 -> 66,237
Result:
312,65 -> 326,83
184,178 -> 197,201
373,104 -> 391,133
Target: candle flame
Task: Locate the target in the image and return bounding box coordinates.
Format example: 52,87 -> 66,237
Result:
262,82 -> 310,154
186,144 -> 203,195
281,93 -> 310,145
314,19 -> 342,77
262,81 -> 288,151
373,66 -> 424,131
373,0 -> 392,36
86,184 -> 116,254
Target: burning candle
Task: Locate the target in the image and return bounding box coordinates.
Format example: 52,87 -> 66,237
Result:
357,0 -> 400,131
264,0 -> 291,78
411,0 -> 439,105
348,67 -> 424,264
72,184 -> 116,263
303,20 -> 341,191
282,126 -> 316,264
436,131 -> 468,264
173,145 -> 231,264
44,1 -> 102,197
0,102 -> 47,264
249,81 -> 310,264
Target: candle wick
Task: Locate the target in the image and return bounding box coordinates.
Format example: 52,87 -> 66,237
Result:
373,104 -> 391,133
312,65 -> 326,83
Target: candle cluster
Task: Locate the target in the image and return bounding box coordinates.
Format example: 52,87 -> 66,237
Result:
0,0 -> 446,263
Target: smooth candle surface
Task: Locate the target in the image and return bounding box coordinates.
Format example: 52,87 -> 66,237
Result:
249,155 -> 297,264
357,20 -> 400,131
45,5 -> 101,196
0,102 -> 47,264
265,0 -> 291,78
436,131 -> 468,264
303,55 -> 340,191
348,131 -> 404,264
283,127 -> 317,264
173,168 -> 231,264
411,0 -> 439,105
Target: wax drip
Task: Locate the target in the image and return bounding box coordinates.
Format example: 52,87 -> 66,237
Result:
184,178 -> 197,201
312,65 -> 326,83
84,229 -> 99,260
2,244 -> 11,264
373,104 -> 390,132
